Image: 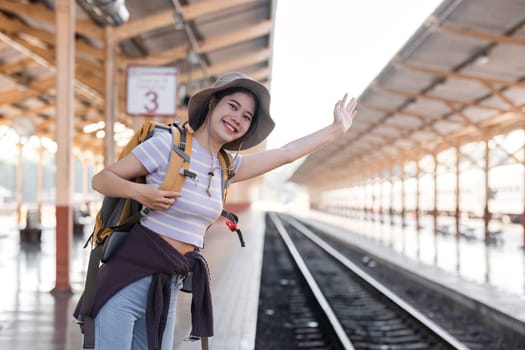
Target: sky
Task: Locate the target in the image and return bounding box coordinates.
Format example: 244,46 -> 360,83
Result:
268,0 -> 443,149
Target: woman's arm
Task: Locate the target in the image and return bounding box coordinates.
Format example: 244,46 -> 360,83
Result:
92,153 -> 180,210
234,94 -> 357,182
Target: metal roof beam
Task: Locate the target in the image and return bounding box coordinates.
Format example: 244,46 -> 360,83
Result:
481,82 -> 525,116
374,85 -> 509,113
402,63 -> 525,89
198,20 -> 272,53
114,0 -> 254,41
438,23 -> 525,48
120,20 -> 272,67
0,0 -> 103,41
359,103 -> 443,123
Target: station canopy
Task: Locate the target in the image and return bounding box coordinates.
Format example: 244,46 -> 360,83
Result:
0,0 -> 275,155
290,0 -> 525,191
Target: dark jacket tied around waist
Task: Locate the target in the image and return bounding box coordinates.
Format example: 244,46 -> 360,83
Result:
89,224 -> 213,349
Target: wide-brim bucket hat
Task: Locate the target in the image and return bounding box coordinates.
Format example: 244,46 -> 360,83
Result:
187,71 -> 275,151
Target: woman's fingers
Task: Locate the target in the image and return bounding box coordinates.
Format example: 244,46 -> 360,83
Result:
340,93 -> 348,108
140,185 -> 181,210
159,191 -> 180,208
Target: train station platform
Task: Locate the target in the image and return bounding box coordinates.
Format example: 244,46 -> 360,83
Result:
1,206 -> 525,349
0,208 -> 266,350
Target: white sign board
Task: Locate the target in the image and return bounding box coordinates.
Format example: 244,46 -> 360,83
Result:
126,66 -> 177,116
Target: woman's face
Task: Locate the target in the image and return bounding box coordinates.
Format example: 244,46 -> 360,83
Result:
208,91 -> 256,146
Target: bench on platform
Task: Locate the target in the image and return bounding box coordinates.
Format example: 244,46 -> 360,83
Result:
73,208 -> 91,236
20,209 -> 42,243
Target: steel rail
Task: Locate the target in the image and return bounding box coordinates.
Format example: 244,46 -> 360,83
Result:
283,214 -> 471,350
269,212 -> 355,350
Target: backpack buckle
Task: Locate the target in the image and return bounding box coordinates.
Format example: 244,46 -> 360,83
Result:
179,168 -> 197,179
225,220 -> 238,231
140,207 -> 152,216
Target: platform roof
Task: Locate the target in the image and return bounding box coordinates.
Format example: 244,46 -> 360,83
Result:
290,0 -> 525,191
0,0 -> 275,155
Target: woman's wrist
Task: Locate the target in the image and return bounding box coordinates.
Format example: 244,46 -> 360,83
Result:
128,181 -> 144,202
328,122 -> 345,139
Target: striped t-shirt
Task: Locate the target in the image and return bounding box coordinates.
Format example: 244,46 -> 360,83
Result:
131,129 -> 242,247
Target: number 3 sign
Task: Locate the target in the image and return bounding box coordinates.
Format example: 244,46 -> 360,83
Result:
126,66 -> 177,116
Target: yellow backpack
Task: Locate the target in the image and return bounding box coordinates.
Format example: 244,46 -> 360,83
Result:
92,120 -> 239,247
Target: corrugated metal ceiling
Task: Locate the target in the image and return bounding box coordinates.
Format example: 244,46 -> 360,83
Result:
290,0 -> 525,191
0,0 -> 275,154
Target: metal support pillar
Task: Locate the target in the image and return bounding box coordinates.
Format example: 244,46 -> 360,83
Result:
365,181 -> 369,220
37,141 -> 44,217
455,145 -> 461,238
415,161 -> 421,230
522,130 -> 525,249
389,168 -> 394,225
483,140 -> 491,242
362,182 -> 367,220
104,26 -> 116,167
81,156 -> 91,215
371,179 -> 375,221
53,0 -> 75,294
379,176 -> 384,223
432,154 -> 438,235
16,142 -> 23,227
401,165 -> 406,227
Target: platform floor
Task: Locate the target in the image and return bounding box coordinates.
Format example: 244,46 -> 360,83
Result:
1,207 -> 524,349
0,208 -> 265,350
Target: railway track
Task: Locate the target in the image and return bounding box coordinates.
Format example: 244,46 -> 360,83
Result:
255,212 -> 525,349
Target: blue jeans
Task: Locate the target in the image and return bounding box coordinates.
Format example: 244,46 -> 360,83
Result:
86,275 -> 183,350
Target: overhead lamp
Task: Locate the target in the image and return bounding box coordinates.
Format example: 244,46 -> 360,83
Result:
113,122 -> 126,133
76,0 -> 130,26
95,130 -> 105,139
83,121 -> 105,133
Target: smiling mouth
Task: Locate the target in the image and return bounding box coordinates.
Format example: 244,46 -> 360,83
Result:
223,120 -> 238,133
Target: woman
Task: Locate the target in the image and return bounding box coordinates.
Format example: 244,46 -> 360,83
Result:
85,71 -> 357,349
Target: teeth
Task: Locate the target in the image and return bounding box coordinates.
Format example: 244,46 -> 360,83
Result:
224,121 -> 237,132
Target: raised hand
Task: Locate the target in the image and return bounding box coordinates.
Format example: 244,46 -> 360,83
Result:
333,93 -> 358,134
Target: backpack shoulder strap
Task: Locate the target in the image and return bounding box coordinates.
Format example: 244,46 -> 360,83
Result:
217,150 -> 245,247
159,122 -> 193,192
120,120 -> 157,159
217,148 -> 235,202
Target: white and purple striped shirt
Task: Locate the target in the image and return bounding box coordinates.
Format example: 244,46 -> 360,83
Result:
131,129 -> 242,247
